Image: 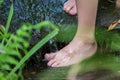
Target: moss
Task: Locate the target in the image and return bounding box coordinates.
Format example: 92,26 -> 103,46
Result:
55,24 -> 77,43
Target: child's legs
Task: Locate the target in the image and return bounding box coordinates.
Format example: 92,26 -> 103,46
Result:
45,0 -> 98,67
75,0 -> 98,40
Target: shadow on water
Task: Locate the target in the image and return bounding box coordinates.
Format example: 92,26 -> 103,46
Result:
0,0 -> 120,80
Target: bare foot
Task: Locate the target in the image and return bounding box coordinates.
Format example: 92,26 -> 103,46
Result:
45,39 -> 97,67
63,0 -> 77,15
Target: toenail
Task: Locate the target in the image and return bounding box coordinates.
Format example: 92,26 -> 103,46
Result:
66,6 -> 71,11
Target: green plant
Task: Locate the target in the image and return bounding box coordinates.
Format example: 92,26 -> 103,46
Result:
0,0 -> 3,6
0,3 -> 59,80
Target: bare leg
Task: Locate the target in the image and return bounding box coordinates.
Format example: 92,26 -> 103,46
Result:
45,0 -> 98,67
116,0 -> 120,8
63,0 -> 77,15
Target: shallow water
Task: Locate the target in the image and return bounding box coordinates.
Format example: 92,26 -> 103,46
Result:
0,0 -> 120,80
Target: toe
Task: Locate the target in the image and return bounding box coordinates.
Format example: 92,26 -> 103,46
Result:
45,53 -> 56,61
63,5 -> 72,13
63,1 -> 69,10
47,59 -> 56,67
45,54 -> 50,60
68,6 -> 77,15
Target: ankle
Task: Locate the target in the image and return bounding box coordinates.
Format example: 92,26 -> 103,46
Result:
73,36 -> 96,43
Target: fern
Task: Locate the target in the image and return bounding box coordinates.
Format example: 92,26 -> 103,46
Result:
8,21 -> 59,78
0,21 -> 59,80
0,3 -> 59,80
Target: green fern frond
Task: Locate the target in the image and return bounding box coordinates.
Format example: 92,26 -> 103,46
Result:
9,21 -> 59,77
0,25 -> 5,41
0,22 -> 59,80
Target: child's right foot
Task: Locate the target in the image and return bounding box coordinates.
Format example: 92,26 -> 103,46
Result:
63,0 -> 77,15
